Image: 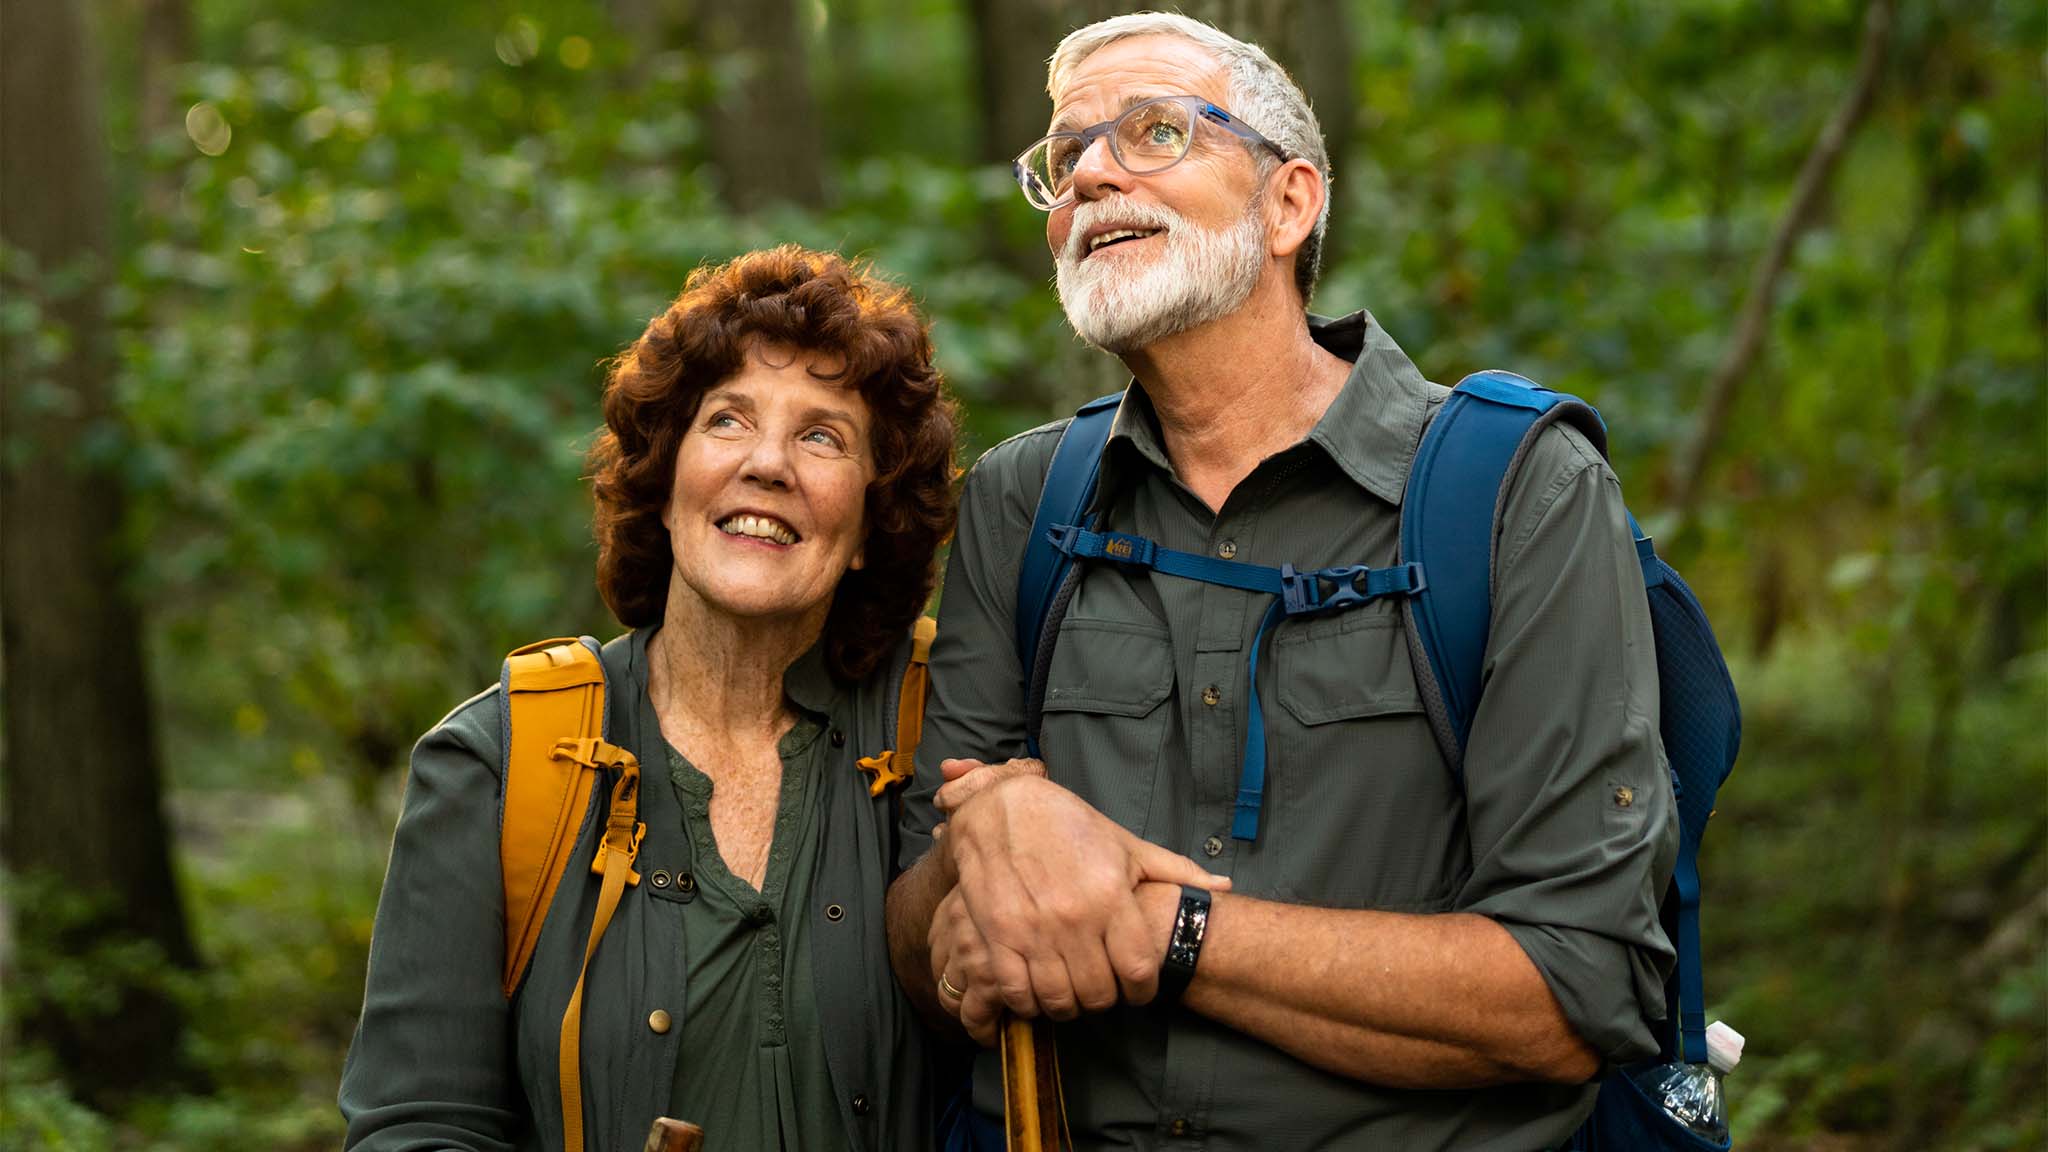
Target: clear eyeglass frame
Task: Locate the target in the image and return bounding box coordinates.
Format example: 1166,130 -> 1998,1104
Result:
1011,94 -> 1290,212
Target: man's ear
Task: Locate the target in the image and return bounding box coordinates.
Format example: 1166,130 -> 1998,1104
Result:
1267,158 -> 1326,263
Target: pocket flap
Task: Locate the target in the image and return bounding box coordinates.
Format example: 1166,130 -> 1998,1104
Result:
1041,619 -> 1174,718
1275,615 -> 1423,725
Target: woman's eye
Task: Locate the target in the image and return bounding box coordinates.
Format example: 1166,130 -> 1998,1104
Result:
705,412 -> 743,431
802,428 -> 846,451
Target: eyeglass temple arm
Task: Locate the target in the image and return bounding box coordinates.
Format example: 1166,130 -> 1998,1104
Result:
1197,103 -> 1290,164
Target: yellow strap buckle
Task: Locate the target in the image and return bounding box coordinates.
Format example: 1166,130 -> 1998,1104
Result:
857,749 -> 914,797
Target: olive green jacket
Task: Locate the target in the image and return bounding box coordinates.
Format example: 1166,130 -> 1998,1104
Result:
340,627 -> 932,1152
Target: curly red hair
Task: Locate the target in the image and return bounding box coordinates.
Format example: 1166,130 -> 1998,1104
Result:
588,246 -> 959,680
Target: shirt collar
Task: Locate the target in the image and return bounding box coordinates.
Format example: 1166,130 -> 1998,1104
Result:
779,639 -> 839,717
1094,309 -> 1436,509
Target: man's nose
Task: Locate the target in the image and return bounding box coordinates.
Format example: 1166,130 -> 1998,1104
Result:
1068,134 -> 1128,201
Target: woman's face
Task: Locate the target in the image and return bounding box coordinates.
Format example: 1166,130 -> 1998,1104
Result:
661,346 -> 876,628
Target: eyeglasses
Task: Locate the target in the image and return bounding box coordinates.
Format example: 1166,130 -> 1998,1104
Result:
1012,95 -> 1290,212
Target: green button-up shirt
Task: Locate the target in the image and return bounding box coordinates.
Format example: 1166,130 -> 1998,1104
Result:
902,312 -> 1678,1151
664,669 -> 845,1149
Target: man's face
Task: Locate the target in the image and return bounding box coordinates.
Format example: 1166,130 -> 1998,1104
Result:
1046,35 -> 1272,353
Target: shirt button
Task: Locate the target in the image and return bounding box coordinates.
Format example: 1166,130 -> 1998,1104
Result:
1216,540 -> 1237,559
1169,1117 -> 1191,1137
851,1092 -> 871,1116
1201,685 -> 1220,707
1202,835 -> 1223,858
752,905 -> 774,924
1614,786 -> 1635,808
830,728 -> 846,748
647,1009 -> 672,1034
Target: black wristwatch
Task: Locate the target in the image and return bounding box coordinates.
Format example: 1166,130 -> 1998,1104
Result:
1158,885 -> 1212,1002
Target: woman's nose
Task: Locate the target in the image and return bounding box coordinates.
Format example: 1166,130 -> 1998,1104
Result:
740,429 -> 796,488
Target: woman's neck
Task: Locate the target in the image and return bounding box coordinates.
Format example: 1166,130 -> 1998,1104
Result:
645,586 -> 827,742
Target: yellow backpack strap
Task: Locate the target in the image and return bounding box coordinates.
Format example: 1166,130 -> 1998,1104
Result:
857,614 -> 937,796
499,637 -> 645,1152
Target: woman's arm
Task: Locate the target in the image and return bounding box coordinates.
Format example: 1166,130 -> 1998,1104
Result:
339,690 -> 526,1150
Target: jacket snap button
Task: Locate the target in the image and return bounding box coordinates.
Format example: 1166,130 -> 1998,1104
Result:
830,728 -> 846,748
651,869 -> 672,888
1614,786 -> 1635,808
678,872 -> 696,893
851,1093 -> 870,1115
825,903 -> 845,922
1202,835 -> 1223,858
648,1009 -> 672,1034
1216,540 -> 1236,559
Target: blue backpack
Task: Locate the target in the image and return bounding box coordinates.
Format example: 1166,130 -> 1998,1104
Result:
1012,371 -> 1742,1151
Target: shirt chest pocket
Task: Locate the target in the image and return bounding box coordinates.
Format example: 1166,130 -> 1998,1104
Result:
1270,612 -> 1465,910
1038,618 -> 1174,840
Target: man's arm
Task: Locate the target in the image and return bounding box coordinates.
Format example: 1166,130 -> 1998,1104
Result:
1174,889 -> 1598,1086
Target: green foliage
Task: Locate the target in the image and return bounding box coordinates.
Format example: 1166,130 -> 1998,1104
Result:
9,0 -> 2041,1146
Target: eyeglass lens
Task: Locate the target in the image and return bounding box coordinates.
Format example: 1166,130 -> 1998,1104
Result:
1022,98 -> 1197,208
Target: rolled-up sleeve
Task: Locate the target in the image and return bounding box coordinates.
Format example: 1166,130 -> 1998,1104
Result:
896,428 -> 1059,872
339,691 -> 523,1150
1456,424 -> 1679,1064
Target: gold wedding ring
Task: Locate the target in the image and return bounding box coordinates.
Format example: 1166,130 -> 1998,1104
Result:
939,971 -> 967,1001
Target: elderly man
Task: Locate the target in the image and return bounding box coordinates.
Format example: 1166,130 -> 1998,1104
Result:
887,12 -> 1677,1150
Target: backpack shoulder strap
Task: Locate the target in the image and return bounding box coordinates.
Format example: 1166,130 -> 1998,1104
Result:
500,635 -> 644,1152
858,614 -> 938,796
500,636 -> 610,998
1400,371 -> 1609,778
1015,393 -> 1122,757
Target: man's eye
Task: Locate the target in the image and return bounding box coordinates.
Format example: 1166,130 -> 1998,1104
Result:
1143,121 -> 1184,147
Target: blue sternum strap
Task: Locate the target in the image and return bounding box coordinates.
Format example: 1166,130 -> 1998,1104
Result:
1049,525 -> 1424,841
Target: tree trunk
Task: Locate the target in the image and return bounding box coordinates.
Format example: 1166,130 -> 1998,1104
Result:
702,0 -> 825,208
137,0 -> 190,215
1,0 -> 196,1101
968,0 -> 1057,167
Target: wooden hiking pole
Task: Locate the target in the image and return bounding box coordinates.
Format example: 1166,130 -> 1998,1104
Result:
642,1117 -> 705,1152
1001,1015 -> 1066,1151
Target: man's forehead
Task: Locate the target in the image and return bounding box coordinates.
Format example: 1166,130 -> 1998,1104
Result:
1048,36 -> 1229,130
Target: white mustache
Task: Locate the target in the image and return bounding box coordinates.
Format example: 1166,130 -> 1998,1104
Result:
1060,197 -> 1185,266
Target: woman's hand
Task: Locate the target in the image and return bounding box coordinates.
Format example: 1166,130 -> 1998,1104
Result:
934,756 -> 1048,816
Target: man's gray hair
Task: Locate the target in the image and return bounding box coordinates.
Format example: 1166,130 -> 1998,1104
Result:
1047,11 -> 1333,303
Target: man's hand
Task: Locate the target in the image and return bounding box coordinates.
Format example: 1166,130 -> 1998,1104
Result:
930,773 -> 1226,1043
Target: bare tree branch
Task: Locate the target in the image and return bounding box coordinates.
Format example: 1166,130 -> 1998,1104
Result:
1662,0 -> 1896,546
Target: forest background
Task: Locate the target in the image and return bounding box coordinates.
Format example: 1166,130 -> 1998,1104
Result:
1,0 -> 2042,1148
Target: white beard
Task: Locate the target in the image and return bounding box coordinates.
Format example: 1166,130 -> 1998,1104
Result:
1055,194 -> 1267,355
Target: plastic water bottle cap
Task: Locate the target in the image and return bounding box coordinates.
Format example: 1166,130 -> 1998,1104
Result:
1705,1021 -> 1745,1073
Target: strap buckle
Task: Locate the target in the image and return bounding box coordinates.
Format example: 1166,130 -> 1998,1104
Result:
1278,562 -> 1426,617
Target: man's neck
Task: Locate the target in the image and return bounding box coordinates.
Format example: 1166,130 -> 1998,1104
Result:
1120,279 -> 1352,512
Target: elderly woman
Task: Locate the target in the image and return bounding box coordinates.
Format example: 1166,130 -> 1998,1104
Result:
341,246 -> 958,1152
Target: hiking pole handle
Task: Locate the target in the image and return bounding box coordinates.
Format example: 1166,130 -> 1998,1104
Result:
643,1117 -> 705,1152
1001,1014 -> 1063,1152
